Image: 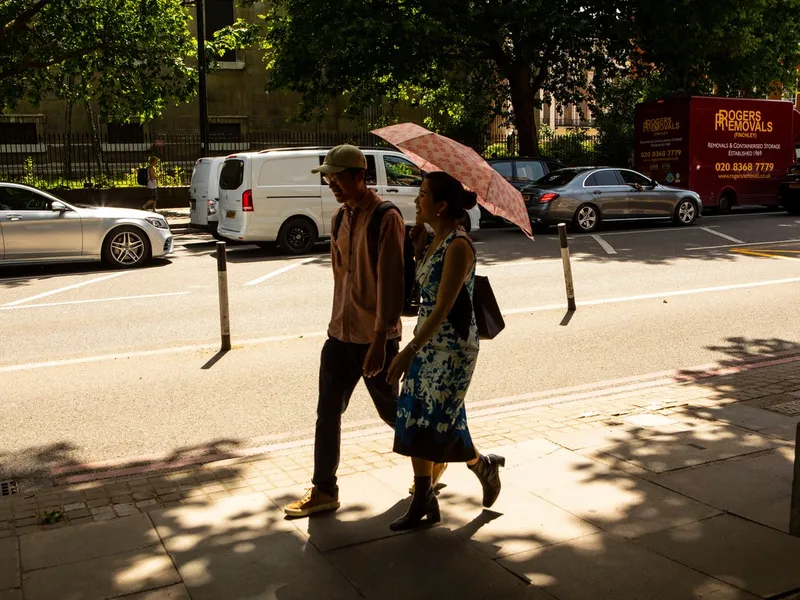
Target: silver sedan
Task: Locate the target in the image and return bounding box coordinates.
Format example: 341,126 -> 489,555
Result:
524,167 -> 702,233
0,183 -> 173,268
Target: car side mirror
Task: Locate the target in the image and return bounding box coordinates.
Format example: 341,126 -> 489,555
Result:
51,201 -> 67,212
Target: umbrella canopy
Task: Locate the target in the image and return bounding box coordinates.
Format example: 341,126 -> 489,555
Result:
372,122 -> 532,238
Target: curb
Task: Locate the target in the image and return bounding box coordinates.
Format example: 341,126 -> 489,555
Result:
49,352 -> 800,486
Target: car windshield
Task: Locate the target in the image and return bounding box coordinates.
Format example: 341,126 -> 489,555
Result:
534,168 -> 586,187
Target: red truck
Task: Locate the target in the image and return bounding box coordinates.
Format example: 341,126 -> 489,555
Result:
634,96 -> 800,212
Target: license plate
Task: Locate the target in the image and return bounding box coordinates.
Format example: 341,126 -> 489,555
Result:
790,183 -> 800,189
226,210 -> 236,219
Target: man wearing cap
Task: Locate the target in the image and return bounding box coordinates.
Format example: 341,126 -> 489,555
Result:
285,145 -> 406,517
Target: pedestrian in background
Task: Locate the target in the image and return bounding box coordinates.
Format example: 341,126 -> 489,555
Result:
386,171 -> 505,531
284,145 -> 407,518
142,157 -> 159,211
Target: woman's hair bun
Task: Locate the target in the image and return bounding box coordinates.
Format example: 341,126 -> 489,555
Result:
462,190 -> 478,210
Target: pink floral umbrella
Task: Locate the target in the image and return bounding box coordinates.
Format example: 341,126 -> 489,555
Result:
372,122 -> 533,238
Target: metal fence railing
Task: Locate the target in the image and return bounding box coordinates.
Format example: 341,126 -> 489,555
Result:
0,129 -> 633,189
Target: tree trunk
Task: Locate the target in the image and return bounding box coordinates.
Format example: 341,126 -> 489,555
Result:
507,64 -> 539,157
64,76 -> 74,181
83,101 -> 108,183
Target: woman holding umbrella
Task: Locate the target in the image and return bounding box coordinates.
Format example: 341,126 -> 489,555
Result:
386,171 -> 505,531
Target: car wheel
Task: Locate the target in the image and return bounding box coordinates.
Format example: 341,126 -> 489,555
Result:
717,193 -> 733,214
209,223 -> 226,241
278,217 -> 318,255
102,226 -> 151,268
674,199 -> 698,226
573,204 -> 600,233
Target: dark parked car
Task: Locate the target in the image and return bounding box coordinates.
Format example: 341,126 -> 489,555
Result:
485,157 -> 566,224
778,163 -> 800,215
524,167 -> 702,233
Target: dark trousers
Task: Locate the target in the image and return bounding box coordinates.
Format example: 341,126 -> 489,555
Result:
312,336 -> 400,496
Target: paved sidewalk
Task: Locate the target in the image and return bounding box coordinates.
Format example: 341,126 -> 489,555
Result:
2,356 -> 799,599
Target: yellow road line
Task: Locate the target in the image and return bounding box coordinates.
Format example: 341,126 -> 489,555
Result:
731,248 -> 800,261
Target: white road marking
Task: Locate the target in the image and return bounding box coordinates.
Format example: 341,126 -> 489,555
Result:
570,226 -> 701,239
700,227 -> 744,244
2,272 -> 130,307
503,277 -> 800,315
244,257 -> 317,286
591,234 -> 617,255
0,292 -> 190,311
688,238 -> 800,251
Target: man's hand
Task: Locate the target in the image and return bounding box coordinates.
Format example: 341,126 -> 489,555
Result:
363,334 -> 387,378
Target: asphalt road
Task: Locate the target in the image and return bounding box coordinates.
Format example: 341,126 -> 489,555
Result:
2,210 -> 800,482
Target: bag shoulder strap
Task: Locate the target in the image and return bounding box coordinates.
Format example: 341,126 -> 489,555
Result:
367,201 -> 401,266
332,207 -> 346,242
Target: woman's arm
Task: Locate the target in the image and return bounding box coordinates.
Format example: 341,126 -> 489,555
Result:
387,236 -> 474,384
408,237 -> 474,350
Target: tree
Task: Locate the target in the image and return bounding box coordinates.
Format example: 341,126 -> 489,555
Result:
255,0 -> 631,156
625,0 -> 800,98
0,0 -> 259,122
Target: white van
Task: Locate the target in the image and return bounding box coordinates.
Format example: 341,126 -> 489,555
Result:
216,147 -> 480,254
189,156 -> 226,232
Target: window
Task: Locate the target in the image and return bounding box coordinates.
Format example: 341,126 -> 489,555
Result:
205,0 -> 235,62
209,123 -> 242,143
545,161 -> 565,174
107,123 -> 144,144
536,168 -> 586,187
0,123 -> 37,144
619,170 -> 652,187
586,170 -> 620,186
515,160 -> 545,182
219,160 -> 244,190
318,155 -> 377,186
490,161 -> 513,180
383,155 -> 422,187
0,186 -> 52,211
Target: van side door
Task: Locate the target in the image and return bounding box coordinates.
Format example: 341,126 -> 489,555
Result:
379,153 -> 423,224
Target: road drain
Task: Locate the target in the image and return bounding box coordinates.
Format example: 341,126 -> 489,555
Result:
0,480 -> 19,497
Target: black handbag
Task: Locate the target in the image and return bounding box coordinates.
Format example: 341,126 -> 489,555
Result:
472,275 -> 505,339
446,275 -> 505,341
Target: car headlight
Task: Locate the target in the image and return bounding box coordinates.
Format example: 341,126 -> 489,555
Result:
145,217 -> 169,230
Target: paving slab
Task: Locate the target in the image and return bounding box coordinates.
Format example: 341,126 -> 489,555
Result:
22,545 -> 181,600
269,472 -> 410,552
499,531 -> 759,600
327,526 -> 548,600
21,513 -> 160,571
0,590 -> 22,600
688,403 -> 799,432
505,449 -> 720,538
120,584 -> 192,600
730,495 -> 791,533
435,463 -> 599,558
152,492 -> 360,600
654,450 -> 793,531
637,514 -> 800,598
0,537 -> 19,591
598,425 -> 781,473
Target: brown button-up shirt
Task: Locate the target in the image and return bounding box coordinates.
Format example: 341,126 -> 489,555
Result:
328,191 -> 405,344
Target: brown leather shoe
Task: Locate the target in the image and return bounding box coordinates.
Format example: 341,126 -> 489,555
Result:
284,487 -> 340,517
409,463 -> 448,494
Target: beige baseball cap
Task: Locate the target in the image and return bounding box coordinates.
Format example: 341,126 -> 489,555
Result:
312,144 -> 367,174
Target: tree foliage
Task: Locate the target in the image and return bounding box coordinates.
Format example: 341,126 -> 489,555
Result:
256,0 -> 629,156
0,0 -> 259,122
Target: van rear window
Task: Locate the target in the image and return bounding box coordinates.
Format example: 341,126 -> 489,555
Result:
220,159 -> 244,190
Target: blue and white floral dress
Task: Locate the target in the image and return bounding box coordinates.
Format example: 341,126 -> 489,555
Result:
394,228 -> 479,463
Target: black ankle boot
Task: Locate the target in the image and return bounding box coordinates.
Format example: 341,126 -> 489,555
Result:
468,454 -> 506,508
390,476 -> 441,531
